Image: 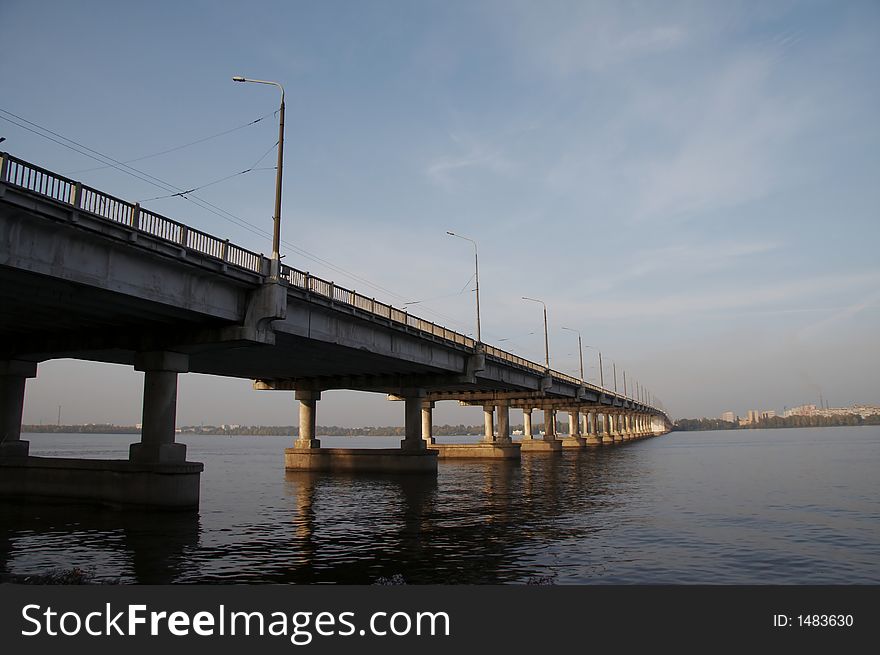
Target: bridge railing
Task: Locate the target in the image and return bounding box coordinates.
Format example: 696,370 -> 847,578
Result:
1,152 -> 657,408
0,152 -> 265,276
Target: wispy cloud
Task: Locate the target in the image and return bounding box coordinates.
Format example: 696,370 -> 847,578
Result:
567,271 -> 880,321
425,133 -> 515,190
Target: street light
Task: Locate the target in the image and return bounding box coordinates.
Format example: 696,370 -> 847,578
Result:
522,297 -> 549,369
560,326 -> 585,382
233,75 -> 285,279
446,231 -> 481,344
598,351 -> 604,388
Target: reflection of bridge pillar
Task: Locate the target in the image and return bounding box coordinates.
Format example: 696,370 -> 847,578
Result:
130,352 -> 189,463
295,390 -> 322,449
421,401 -> 435,445
0,360 -> 36,458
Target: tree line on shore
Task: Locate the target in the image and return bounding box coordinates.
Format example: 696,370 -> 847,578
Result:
674,414 -> 880,431
22,421 -> 578,436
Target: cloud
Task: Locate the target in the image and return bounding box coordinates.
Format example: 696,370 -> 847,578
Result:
500,1 -> 689,76
425,133 -> 515,190
566,271 -> 880,321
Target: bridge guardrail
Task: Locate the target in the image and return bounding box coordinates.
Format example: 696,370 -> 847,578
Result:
1,151 -> 660,412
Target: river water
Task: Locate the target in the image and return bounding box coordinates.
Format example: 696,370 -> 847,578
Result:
1,426 -> 877,584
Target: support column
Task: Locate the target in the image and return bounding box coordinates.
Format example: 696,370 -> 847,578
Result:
543,409 -> 556,440
421,401 -> 435,445
562,408 -> 586,448
130,352 -> 189,463
482,405 -> 495,443
604,412 -> 616,444
495,402 -> 511,445
401,390 -> 427,451
294,390 -> 322,448
613,413 -> 624,442
584,410 -> 601,446
569,410 -> 581,436
522,408 -> 533,440
0,360 -> 37,458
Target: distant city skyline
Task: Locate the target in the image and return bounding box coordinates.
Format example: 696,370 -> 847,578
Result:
4,1 -> 878,425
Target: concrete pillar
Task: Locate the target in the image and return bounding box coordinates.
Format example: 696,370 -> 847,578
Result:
0,360 -> 37,458
401,390 -> 426,451
130,352 -> 189,463
569,410 -> 581,436
421,401 -> 435,445
482,405 -> 495,443
543,409 -> 556,440
293,390 -> 322,448
496,403 -> 511,444
523,408 -> 533,439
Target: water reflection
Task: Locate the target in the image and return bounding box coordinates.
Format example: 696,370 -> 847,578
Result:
6,429 -> 879,584
0,500 -> 199,583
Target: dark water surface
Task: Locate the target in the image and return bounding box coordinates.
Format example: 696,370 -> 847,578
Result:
2,427 -> 878,584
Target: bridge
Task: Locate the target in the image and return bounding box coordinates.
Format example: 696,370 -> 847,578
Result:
0,152 -> 671,509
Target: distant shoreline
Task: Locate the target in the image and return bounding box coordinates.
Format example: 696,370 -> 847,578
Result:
21,424 -> 499,437
674,414 -> 880,431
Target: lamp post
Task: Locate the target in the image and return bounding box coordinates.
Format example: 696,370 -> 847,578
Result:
598,351 -> 604,388
522,297 -> 549,369
560,326 -> 585,382
446,231 -> 481,344
233,75 -> 285,279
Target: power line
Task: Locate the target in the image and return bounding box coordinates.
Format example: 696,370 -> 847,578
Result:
138,166 -> 276,202
0,107 -> 472,329
65,111 -> 275,175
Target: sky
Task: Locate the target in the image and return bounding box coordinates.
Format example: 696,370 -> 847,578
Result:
2,0 -> 878,426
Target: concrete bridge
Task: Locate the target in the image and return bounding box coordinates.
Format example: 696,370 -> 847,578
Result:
0,152 -> 671,509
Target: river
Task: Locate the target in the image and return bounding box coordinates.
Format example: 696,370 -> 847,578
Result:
1,426 -> 877,584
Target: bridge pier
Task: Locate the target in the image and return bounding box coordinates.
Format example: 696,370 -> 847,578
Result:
421,401 -> 435,446
0,354 -> 203,510
520,407 -> 562,452
286,389 -> 437,472
599,413 -> 614,444
561,409 -> 586,448
429,401 -> 519,459
130,352 -> 190,463
583,410 -> 601,446
0,360 -> 35,458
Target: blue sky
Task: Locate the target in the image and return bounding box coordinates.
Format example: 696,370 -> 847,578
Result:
3,0 -> 878,426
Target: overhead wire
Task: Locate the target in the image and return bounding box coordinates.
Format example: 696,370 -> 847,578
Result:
65,111 -> 276,174
0,107 -> 475,330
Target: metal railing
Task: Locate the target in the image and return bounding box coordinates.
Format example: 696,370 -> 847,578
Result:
0,151 -> 658,410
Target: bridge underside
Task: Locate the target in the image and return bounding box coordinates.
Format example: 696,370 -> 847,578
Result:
0,154 -> 670,508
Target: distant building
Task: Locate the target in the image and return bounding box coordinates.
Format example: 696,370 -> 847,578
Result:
786,404 -> 817,417
720,411 -> 736,423
761,410 -> 777,419
747,410 -> 760,424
